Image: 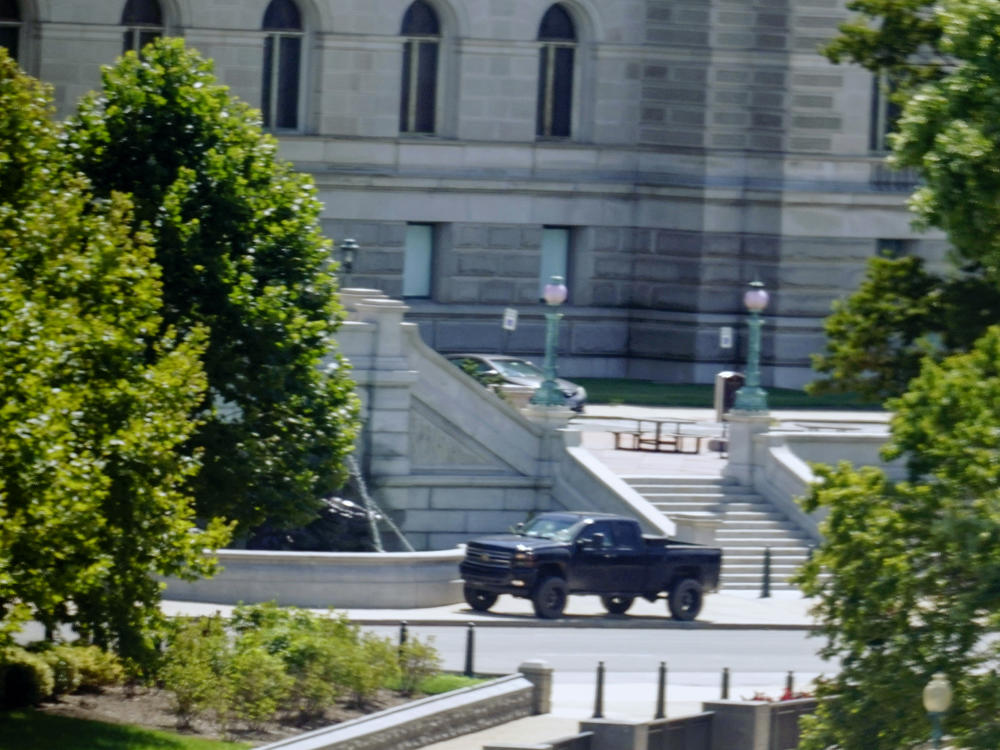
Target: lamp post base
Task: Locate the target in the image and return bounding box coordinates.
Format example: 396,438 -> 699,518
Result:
732,385 -> 769,413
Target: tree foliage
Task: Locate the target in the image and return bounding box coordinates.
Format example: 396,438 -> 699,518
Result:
0,48 -> 229,667
809,255 -> 1000,401
64,38 -> 360,534
798,328 -> 1000,750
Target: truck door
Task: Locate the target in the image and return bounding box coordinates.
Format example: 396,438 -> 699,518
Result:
570,520 -> 615,592
609,520 -> 646,591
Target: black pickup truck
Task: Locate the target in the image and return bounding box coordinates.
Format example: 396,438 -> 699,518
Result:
459,511 -> 722,620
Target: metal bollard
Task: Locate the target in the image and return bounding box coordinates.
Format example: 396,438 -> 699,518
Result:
399,620 -> 408,647
654,661 -> 667,719
786,670 -> 794,696
760,547 -> 772,599
721,667 -> 730,699
463,622 -> 475,677
593,661 -> 605,718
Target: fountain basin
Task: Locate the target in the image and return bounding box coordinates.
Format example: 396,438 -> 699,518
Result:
164,547 -> 465,609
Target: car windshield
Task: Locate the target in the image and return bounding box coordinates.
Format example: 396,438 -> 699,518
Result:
519,516 -> 585,542
492,359 -> 543,378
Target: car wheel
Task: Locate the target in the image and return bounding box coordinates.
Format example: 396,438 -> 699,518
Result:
463,586 -> 498,612
668,578 -> 704,621
601,595 -> 634,615
532,577 -> 568,619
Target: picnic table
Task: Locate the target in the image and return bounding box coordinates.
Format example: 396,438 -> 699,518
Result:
573,416 -> 704,454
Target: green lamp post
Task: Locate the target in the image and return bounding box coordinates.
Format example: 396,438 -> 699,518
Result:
923,672 -> 952,749
732,280 -> 770,412
530,275 -> 568,408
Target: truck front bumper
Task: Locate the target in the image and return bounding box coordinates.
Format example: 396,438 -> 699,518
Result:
459,561 -> 540,595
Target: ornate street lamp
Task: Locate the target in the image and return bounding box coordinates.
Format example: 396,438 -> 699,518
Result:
529,275 -> 568,408
923,672 -> 953,749
732,280 -> 770,412
339,237 -> 359,275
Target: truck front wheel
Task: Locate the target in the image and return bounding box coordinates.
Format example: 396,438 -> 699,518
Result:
668,578 -> 704,621
464,585 -> 498,612
532,577 -> 568,619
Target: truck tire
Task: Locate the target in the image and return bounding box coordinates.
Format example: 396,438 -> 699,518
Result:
463,585 -> 498,612
668,578 -> 703,621
601,595 -> 634,615
532,577 -> 568,619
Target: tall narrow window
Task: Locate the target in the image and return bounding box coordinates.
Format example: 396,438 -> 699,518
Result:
870,72 -> 901,152
536,4 -> 575,138
121,0 -> 163,54
262,0 -> 302,131
400,0 -> 440,134
0,0 -> 22,61
403,223 -> 434,297
539,227 -> 569,299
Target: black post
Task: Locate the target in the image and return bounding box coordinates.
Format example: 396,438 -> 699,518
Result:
786,670 -> 794,696
399,621 -> 408,647
593,661 -> 605,719
721,667 -> 730,699
654,661 -> 667,719
761,547 -> 772,598
463,622 -> 475,678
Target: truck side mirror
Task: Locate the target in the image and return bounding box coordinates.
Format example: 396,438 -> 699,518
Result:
579,532 -> 605,550
511,522 -> 525,534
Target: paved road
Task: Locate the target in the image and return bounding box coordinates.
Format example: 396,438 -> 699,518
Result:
367,624 -> 835,719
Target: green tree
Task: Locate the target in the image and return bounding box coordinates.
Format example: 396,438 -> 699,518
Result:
64,38 -> 360,534
798,328 -> 1000,750
0,48 -> 229,667
809,255 -> 1000,401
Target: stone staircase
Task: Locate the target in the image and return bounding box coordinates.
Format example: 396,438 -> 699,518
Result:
625,476 -> 816,591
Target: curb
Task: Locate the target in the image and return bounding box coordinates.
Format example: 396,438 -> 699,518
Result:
351,616 -> 817,631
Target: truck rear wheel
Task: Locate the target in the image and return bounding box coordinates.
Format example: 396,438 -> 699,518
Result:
668,578 -> 703,621
532,576 -> 568,619
463,585 -> 498,612
601,595 -> 634,615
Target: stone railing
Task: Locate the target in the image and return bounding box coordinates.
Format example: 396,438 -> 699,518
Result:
255,662 -> 552,750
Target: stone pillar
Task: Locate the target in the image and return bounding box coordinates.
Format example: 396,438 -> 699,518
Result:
518,660 -> 553,714
722,411 -> 772,486
342,291 -> 419,478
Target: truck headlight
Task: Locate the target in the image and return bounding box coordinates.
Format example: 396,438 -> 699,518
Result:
513,549 -> 534,563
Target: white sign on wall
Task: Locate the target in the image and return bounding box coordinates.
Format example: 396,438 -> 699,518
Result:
502,308 -> 518,331
719,326 -> 734,349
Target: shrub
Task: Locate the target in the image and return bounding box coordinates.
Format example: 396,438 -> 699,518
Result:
161,615 -> 230,727
397,636 -> 442,696
36,646 -> 82,696
0,647 -> 55,707
69,643 -> 125,690
338,632 -> 401,709
224,645 -> 293,731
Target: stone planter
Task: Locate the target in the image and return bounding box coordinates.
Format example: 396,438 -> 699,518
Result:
701,697 -> 818,750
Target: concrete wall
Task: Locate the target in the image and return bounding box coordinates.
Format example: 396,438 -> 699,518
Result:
163,548 -> 464,608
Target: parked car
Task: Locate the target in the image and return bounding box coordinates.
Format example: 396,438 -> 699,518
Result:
459,511 -> 723,620
445,353 -> 586,412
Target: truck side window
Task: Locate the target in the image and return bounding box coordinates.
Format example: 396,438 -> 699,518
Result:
612,521 -> 641,551
578,521 -> 614,548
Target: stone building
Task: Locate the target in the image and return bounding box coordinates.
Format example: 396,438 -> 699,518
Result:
1,0 -> 945,388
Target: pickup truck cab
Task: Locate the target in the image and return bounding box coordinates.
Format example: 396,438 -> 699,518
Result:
459,511 -> 722,620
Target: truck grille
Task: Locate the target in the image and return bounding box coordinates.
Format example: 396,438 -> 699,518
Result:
464,543 -> 513,568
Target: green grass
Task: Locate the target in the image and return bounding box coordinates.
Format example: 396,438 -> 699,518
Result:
575,379 -> 881,410
415,673 -> 487,694
0,710 -> 250,750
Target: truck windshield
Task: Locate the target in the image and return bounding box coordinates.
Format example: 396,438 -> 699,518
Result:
519,516 -> 585,542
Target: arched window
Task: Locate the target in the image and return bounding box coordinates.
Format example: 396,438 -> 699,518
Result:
399,0 -> 440,134
0,0 -> 21,61
121,0 -> 163,54
262,0 -> 303,131
536,4 -> 575,138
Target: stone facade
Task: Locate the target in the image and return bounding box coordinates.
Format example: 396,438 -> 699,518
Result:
6,0 -> 947,387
